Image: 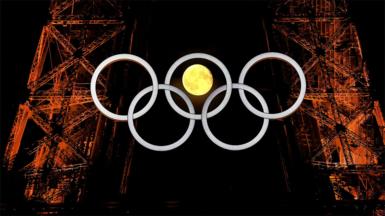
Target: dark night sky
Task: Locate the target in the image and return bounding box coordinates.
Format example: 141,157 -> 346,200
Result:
0,0 -> 384,214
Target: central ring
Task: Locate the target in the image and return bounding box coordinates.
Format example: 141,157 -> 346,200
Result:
164,53 -> 232,120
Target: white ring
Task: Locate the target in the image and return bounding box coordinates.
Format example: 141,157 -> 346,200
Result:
164,53 -> 232,120
201,83 -> 269,151
127,84 -> 195,151
238,52 -> 306,119
90,54 -> 159,121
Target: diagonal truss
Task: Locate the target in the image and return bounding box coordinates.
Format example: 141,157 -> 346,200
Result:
3,0 -> 129,204
273,0 -> 385,201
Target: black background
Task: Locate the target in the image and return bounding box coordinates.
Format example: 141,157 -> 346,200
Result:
1,0 -> 384,214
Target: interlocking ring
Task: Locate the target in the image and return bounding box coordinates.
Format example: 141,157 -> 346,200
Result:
164,53 -> 232,120
90,52 -> 306,151
238,52 -> 306,119
90,54 -> 158,121
202,83 -> 269,151
128,84 -> 195,151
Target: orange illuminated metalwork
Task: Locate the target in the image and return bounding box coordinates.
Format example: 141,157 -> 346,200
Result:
2,0 -> 130,204
2,0 -> 384,214
273,0 -> 385,203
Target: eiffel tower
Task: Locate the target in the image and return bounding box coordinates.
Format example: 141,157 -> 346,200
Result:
272,0 -> 385,213
2,0 -> 136,205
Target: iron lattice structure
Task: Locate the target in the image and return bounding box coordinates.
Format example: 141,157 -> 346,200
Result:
273,0 -> 385,202
2,0 -> 385,212
2,0 -> 135,204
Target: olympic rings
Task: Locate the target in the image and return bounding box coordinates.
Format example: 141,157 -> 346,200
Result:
90,52 -> 306,151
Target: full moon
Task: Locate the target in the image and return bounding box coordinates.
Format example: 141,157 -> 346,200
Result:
182,64 -> 213,96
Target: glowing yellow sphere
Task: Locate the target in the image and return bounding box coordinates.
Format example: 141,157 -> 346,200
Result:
182,64 -> 213,96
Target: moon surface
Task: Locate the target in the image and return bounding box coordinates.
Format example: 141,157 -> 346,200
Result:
182,64 -> 213,96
